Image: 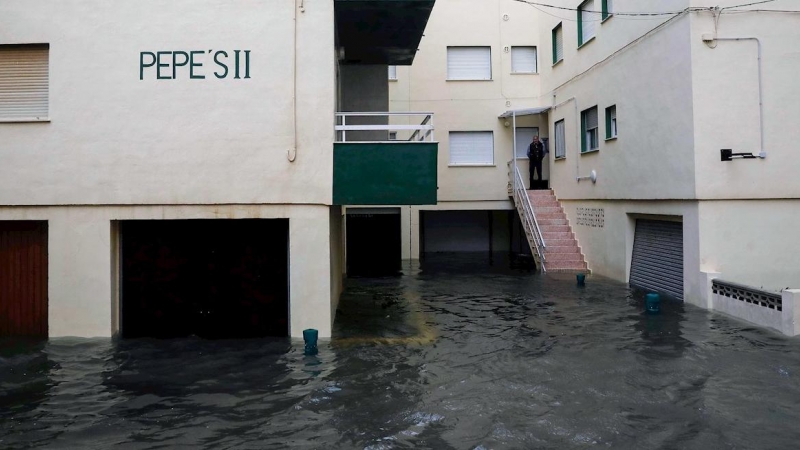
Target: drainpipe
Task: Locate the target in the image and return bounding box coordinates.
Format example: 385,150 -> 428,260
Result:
707,37 -> 766,158
288,0 -> 303,162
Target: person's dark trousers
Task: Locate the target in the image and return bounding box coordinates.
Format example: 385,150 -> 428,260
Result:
529,159 -> 542,189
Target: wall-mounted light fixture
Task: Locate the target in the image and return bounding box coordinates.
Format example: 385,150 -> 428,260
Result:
721,149 -> 767,162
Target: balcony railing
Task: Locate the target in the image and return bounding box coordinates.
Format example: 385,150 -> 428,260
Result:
335,112 -> 434,143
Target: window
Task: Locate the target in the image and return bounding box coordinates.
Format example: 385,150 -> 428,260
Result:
552,24 -> 564,64
388,65 -> 397,80
449,131 -> 494,166
578,0 -> 598,47
511,47 -> 537,74
389,131 -> 398,140
0,44 -> 49,121
602,0 -> 613,20
554,120 -> 566,159
581,107 -> 599,152
447,47 -> 492,80
515,127 -> 540,158
605,105 -> 617,139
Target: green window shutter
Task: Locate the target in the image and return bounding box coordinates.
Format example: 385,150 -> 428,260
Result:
552,28 -> 557,64
577,8 -> 583,47
580,111 -> 587,153
605,107 -> 611,139
602,0 -> 609,20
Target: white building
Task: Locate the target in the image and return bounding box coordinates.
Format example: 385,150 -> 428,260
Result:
390,0 -> 800,329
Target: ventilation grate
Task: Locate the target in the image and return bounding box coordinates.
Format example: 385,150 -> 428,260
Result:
712,280 -> 782,311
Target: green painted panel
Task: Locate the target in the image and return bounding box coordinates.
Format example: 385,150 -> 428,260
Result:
334,142 -> 438,205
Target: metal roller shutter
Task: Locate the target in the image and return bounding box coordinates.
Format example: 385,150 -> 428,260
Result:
630,219 -> 683,300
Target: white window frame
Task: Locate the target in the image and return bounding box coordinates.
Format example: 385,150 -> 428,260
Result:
554,120 -> 566,159
510,46 -> 537,74
449,131 -> 495,166
388,65 -> 397,81
447,46 -> 492,81
0,44 -> 50,122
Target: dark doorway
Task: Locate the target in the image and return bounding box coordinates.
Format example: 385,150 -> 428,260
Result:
0,221 -> 48,338
121,219 -> 289,339
346,209 -> 401,276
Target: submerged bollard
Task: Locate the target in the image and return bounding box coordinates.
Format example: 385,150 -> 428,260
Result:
303,328 -> 319,355
576,273 -> 586,287
646,293 -> 661,314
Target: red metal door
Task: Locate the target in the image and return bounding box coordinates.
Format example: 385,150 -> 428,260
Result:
0,221 -> 48,337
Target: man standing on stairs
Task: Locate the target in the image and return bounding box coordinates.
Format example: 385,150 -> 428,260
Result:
528,135 -> 545,189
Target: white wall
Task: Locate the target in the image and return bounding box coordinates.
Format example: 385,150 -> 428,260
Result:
543,12 -> 696,200
0,0 -> 335,206
698,200 -> 800,292
0,205 -> 335,338
689,3 -> 800,199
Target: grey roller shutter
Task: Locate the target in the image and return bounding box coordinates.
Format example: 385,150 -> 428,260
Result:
0,45 -> 49,120
630,219 -> 684,300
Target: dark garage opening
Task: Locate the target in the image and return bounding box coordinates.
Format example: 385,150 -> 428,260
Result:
121,219 -> 289,339
420,210 -> 534,271
346,209 -> 401,277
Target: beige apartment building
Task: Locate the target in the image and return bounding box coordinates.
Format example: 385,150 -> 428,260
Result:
391,0 -> 800,329
0,0 -> 438,338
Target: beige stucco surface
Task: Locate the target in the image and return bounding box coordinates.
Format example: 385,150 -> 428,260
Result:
698,200 -> 800,292
0,0 -> 335,206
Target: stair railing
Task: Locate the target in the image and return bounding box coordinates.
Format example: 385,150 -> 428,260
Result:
512,165 -> 547,272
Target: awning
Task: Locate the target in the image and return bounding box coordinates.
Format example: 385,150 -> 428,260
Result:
498,106 -> 551,118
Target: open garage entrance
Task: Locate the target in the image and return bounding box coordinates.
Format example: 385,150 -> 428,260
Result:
120,219 -> 289,339
420,210 -> 534,271
346,208 -> 401,277
0,221 -> 48,337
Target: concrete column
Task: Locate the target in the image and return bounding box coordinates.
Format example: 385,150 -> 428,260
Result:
401,206 -> 421,260
697,271 -> 721,310
781,289 -> 800,336
289,208 -> 333,338
49,217 -> 113,337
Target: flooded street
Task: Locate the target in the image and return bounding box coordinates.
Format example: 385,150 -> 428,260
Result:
2,255 -> 800,449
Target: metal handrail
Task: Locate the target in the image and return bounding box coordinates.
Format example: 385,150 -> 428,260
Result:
512,165 -> 547,270
335,112 -> 434,143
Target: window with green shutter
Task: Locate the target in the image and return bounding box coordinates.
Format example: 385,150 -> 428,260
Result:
552,23 -> 563,65
605,105 -> 617,139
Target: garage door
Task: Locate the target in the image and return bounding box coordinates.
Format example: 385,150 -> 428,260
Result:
630,219 -> 683,300
0,221 -> 48,337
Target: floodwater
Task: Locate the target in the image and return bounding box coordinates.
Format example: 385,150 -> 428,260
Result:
3,253 -> 800,449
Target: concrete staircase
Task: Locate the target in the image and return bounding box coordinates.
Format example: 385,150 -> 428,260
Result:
527,190 -> 589,273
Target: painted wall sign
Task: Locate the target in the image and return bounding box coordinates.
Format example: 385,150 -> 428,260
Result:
139,50 -> 251,80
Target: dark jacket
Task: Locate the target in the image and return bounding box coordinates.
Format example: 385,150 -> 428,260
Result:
528,141 -> 545,162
